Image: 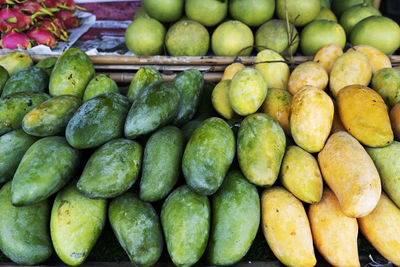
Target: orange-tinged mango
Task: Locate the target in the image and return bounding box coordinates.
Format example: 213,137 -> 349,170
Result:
290,86 -> 334,153
255,49 -> 290,90
337,85 -> 393,147
350,45 -> 391,74
313,44 -> 343,74
261,187 -> 316,267
212,80 -> 235,119
331,101 -> 345,134
221,62 -> 245,81
391,103 -> 400,140
358,193 -> 400,266
318,131 -> 381,218
329,50 -> 372,97
262,88 -> 292,136
288,61 -> 328,95
309,188 -> 360,267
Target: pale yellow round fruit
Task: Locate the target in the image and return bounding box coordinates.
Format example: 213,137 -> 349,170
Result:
313,44 -> 343,74
288,61 -> 328,95
349,45 -> 392,74
212,80 -> 235,119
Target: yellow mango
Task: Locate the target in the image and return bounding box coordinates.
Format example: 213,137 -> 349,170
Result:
309,188 -> 360,267
318,131 -> 381,218
212,80 -> 234,119
221,62 -> 245,81
279,146 -> 323,204
229,67 -> 268,116
391,103 -> 400,140
337,85 -> 393,147
261,187 -> 316,267
262,88 -> 292,136
288,61 -> 328,95
290,86 -> 334,153
255,49 -> 290,90
350,45 -> 392,74
358,193 -> 400,266
329,50 -> 372,97
313,44 -> 343,74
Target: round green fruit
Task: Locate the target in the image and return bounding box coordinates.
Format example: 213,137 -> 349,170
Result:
255,19 -> 299,55
229,0 -> 275,27
314,7 -> 337,22
165,20 -> 210,56
212,20 -> 254,56
185,0 -> 228,27
340,4 -> 381,36
125,18 -> 166,56
134,6 -> 150,20
350,16 -> 400,55
300,20 -> 346,56
142,0 -> 183,22
276,0 -> 320,27
332,0 -> 373,17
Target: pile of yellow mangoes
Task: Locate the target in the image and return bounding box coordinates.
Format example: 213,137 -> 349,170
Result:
212,43 -> 400,267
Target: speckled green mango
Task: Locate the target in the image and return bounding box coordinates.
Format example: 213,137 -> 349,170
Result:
0,52 -> 32,75
182,117 -> 235,195
0,66 -> 9,94
172,69 -> 204,126
238,113 -> 286,186
181,119 -> 202,141
0,92 -> 50,135
77,138 -> 142,199
0,129 -> 38,183
127,67 -> 163,102
51,182 -> 107,266
66,92 -> 130,149
124,81 -> 181,139
206,170 -> 260,265
2,67 -> 48,97
140,126 -> 184,202
83,74 -> 119,102
109,192 -> 163,267
11,136 -> 81,206
36,57 -> 57,76
49,48 -> 95,98
161,185 -> 210,267
22,95 -> 82,137
0,182 -> 52,265
367,141 -> 400,208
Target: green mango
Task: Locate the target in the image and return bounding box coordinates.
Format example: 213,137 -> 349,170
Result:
49,48 -> 95,98
22,95 -> 82,137
0,182 -> 52,265
77,138 -> 142,199
238,113 -> 286,186
372,68 -> 400,109
182,117 -> 235,195
11,136 -> 81,206
36,57 -> 57,76
0,66 -> 9,94
193,81 -> 217,121
83,74 -> 119,102
367,141 -> 400,208
206,170 -> 260,265
124,81 -> 181,139
0,52 -> 33,75
172,69 -> 204,126
140,126 -> 185,202
109,192 -> 163,266
2,66 -> 49,97
181,119 -> 202,141
51,182 -> 107,266
0,129 -> 38,183
0,92 -> 50,135
161,185 -> 210,267
66,92 -> 130,149
127,67 -> 163,102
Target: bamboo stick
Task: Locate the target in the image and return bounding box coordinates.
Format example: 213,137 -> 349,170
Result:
99,72 -> 223,83
94,64 -> 226,72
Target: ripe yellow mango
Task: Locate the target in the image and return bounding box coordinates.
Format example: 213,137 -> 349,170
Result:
290,86 -> 334,153
262,88 -> 292,136
288,61 -> 328,95
279,146 -> 323,204
261,187 -> 316,267
318,131 -> 381,218
255,49 -> 290,90
329,50 -> 372,97
337,85 -> 393,147
212,80 -> 234,119
221,62 -> 245,81
229,68 -> 268,116
358,193 -> 400,266
391,103 -> 400,140
309,188 -> 360,267
350,45 -> 392,74
313,44 -> 343,74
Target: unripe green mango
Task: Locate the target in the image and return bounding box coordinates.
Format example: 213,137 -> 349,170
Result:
127,67 -> 162,102
0,52 -> 33,75
109,192 -> 163,266
0,66 -> 9,94
83,74 -> 119,102
36,57 -> 57,76
2,66 -> 48,97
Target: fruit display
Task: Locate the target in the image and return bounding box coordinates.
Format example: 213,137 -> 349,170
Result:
0,0 -> 83,49
125,0 -> 400,56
